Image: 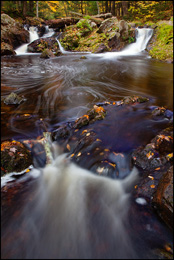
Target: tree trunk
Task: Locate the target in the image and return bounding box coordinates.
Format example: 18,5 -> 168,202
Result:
96,1 -> 100,14
29,1 -> 34,14
111,1 -> 115,16
36,1 -> 38,18
22,1 -> 27,16
122,1 -> 129,17
81,1 -> 83,14
105,1 -> 108,13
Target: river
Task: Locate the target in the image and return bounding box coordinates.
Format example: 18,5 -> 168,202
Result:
1,27 -> 173,259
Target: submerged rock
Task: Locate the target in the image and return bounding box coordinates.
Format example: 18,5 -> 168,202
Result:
40,48 -> 55,59
3,92 -> 26,105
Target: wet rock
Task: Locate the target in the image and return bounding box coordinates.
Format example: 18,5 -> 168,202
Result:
152,166 -> 173,230
37,25 -> 46,37
1,13 -> 29,53
132,126 -> 173,171
1,140 -> 32,175
3,92 -> 26,105
122,95 -> 149,104
27,37 -> 59,53
94,43 -> 109,53
40,48 -> 55,59
73,115 -> 90,129
80,56 -> 87,59
1,42 -> 16,56
52,125 -> 70,140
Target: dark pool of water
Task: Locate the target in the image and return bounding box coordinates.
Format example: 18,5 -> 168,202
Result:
1,53 -> 173,141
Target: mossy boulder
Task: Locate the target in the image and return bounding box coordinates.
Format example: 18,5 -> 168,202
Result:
1,42 -> 16,56
27,37 -> 59,53
148,22 -> 173,61
40,48 -> 55,59
1,140 -> 32,175
3,92 -> 26,105
97,17 -> 118,33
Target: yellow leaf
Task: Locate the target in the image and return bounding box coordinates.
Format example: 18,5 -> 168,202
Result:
66,144 -> 70,151
150,185 -> 155,188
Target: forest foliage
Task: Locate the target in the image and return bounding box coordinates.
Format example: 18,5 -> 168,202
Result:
1,1 -> 173,22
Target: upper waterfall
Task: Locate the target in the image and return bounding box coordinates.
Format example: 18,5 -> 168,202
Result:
97,27 -> 153,58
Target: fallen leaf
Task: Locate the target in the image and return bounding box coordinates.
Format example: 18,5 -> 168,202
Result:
66,144 -> 70,151
150,184 -> 155,188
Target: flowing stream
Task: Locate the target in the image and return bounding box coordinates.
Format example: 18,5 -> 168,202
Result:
1,26 -> 173,259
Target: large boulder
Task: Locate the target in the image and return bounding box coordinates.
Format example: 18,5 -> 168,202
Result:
132,125 -> 173,171
1,13 -> 29,55
1,140 -> 32,175
27,37 -> 59,53
118,20 -> 129,37
97,17 -> 118,33
1,42 -> 16,56
152,166 -> 173,230
40,48 -> 55,59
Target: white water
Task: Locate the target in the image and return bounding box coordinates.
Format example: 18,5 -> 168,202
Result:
15,26 -> 39,55
15,25 -> 54,55
20,144 -> 139,259
97,28 -> 153,58
57,28 -> 153,58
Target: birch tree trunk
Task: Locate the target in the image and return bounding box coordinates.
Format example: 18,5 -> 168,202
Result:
36,1 -> 39,18
96,1 -> 100,14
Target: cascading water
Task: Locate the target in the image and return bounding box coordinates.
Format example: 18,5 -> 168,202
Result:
123,28 -> 154,53
15,25 -> 54,55
15,26 -> 39,55
57,28 -> 153,58
97,27 -> 153,58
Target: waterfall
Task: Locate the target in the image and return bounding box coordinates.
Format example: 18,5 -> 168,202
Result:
123,28 -> 153,53
15,25 -> 54,55
56,28 -> 153,58
41,25 -> 55,38
15,26 -> 39,55
98,28 -> 153,58
17,145 -> 140,259
29,26 -> 39,42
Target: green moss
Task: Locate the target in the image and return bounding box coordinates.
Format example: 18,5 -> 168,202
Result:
149,23 -> 173,61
